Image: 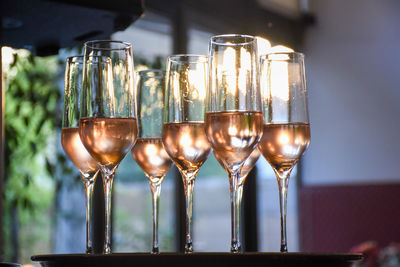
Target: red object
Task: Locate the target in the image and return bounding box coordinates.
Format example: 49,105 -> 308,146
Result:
299,183 -> 400,252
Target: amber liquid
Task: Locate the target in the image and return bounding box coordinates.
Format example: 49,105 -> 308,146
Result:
79,117 -> 138,169
132,138 -> 172,183
61,127 -> 99,176
205,111 -> 263,171
258,123 -> 310,172
162,122 -> 211,176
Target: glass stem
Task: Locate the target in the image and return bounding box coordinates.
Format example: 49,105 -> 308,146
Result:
102,170 -> 116,254
275,170 -> 290,252
229,172 -> 243,253
150,180 -> 162,254
82,173 -> 98,254
183,177 -> 195,253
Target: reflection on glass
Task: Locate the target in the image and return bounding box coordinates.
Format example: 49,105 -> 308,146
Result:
258,52 -> 310,252
61,56 -> 100,254
131,70 -> 173,254
163,55 -> 211,253
206,34 -> 263,253
80,41 -> 137,254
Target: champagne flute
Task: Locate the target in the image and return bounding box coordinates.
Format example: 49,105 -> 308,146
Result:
162,55 -> 211,253
258,52 -> 310,252
61,56 -> 100,254
80,41 -> 137,254
131,70 -> 173,254
205,34 -> 263,253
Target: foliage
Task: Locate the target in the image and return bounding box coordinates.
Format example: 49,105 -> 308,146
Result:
2,48 -> 69,262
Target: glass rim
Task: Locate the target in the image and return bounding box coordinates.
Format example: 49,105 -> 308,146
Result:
137,69 -> 165,78
84,40 -> 132,51
167,54 -> 208,64
261,51 -> 305,61
210,34 -> 256,46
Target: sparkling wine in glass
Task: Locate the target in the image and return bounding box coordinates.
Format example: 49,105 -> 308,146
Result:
162,55 -> 211,253
205,34 -> 263,253
80,41 -> 137,254
131,70 -> 173,254
61,56 -> 100,254
258,52 -> 310,252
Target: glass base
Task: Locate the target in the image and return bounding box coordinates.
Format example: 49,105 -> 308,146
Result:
103,245 -> 112,254
230,241 -> 241,253
185,242 -> 193,254
151,246 -> 159,254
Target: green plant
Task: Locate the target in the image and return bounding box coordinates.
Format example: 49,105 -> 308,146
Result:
3,48 -> 69,262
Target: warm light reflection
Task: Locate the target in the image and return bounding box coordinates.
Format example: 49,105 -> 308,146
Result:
256,36 -> 271,57
2,47 -> 16,71
222,46 -> 237,96
171,72 -> 180,104
239,47 -> 251,95
270,45 -> 294,53
228,126 -> 238,136
106,60 -> 115,111
270,61 -> 290,101
268,45 -> 294,102
278,132 -> 290,145
221,45 -> 252,96
188,67 -> 207,100
145,143 -> 157,156
145,143 -> 165,167
180,132 -> 193,147
61,128 -> 98,175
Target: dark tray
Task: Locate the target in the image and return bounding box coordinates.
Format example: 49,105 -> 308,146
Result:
32,252 -> 363,267
0,263 -> 22,267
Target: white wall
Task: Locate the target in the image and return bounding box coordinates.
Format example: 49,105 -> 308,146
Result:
302,0 -> 400,185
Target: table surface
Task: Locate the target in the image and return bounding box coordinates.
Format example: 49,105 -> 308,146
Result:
32,252 -> 364,267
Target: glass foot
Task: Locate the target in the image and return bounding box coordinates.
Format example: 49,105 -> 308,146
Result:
230,241 -> 241,253
185,242 -> 193,254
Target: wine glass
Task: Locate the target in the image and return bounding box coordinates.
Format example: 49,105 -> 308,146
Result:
214,148 -> 261,186
205,34 -> 263,253
258,52 -> 310,252
162,55 -> 211,253
131,70 -> 173,254
80,41 -> 137,254
61,56 -> 100,254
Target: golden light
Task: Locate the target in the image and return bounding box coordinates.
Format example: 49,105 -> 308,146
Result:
171,71 -> 180,104
145,144 -> 157,156
1,47 -> 16,72
146,144 -> 165,166
269,45 -> 294,102
221,46 -> 237,96
238,47 -> 251,95
220,45 -> 252,96
106,59 -> 115,105
188,67 -> 207,100
270,60 -> 290,101
278,132 -> 290,145
270,45 -> 294,53
228,126 -> 238,136
180,132 -> 193,147
256,36 -> 271,57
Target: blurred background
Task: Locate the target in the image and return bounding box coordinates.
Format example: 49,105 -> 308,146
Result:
1,0 -> 400,264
